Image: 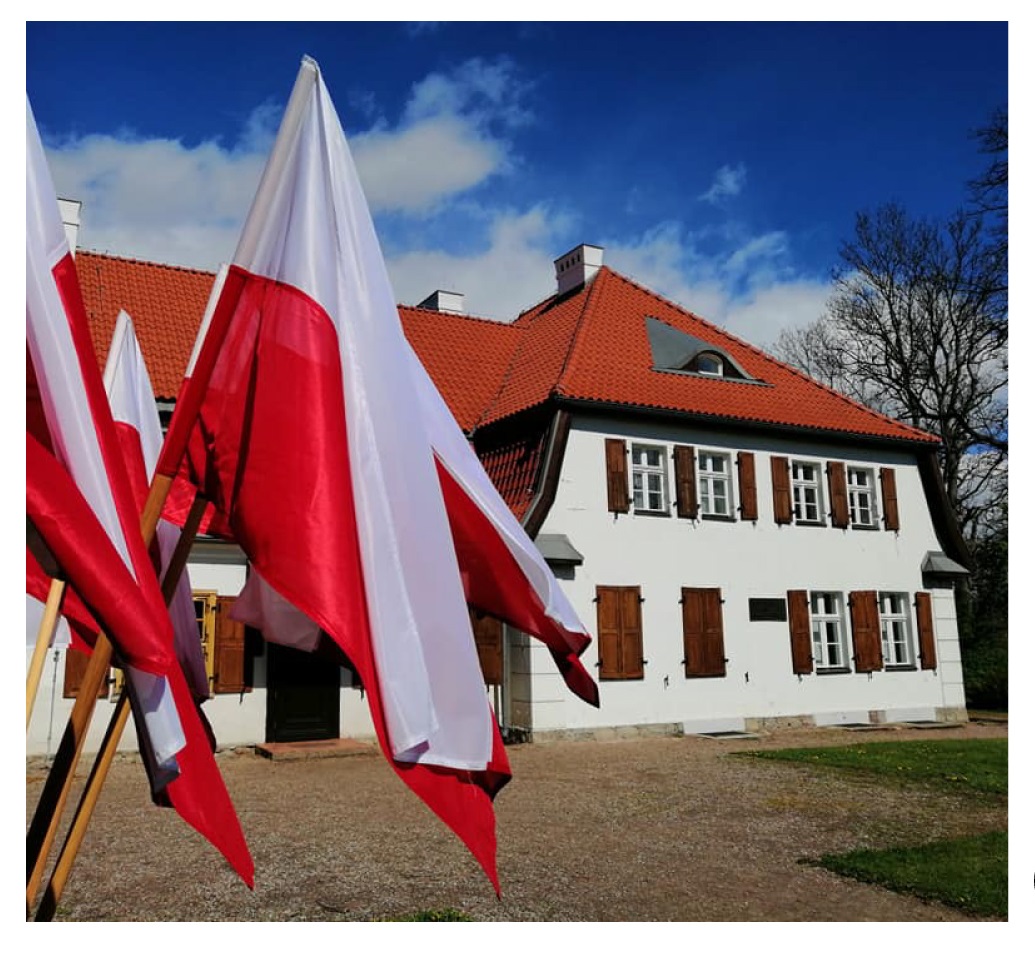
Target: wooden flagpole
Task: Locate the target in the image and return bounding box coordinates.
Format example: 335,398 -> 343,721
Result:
27,579 -> 66,730
32,490 -> 209,921
26,474 -> 175,914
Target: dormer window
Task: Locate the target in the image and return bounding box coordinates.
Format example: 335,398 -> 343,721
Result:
644,316 -> 757,382
694,352 -> 724,376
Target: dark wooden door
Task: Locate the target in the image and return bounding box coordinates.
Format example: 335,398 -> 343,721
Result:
265,641 -> 341,743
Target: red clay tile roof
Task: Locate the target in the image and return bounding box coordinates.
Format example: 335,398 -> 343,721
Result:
479,267 -> 938,445
476,426 -> 552,523
399,306 -> 521,431
74,251 -> 937,449
76,251 -> 214,400
75,252 -> 519,431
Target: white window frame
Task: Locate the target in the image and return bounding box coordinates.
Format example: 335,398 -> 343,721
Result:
791,460 -> 824,523
698,450 -> 733,517
630,443 -> 669,514
810,591 -> 849,671
847,466 -> 878,528
879,591 -> 915,667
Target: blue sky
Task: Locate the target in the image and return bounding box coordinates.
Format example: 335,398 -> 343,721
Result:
24,19 -> 1008,345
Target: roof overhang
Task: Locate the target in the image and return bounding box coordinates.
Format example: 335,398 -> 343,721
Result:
534,533 -> 584,566
921,551 -> 970,577
553,396 -> 941,451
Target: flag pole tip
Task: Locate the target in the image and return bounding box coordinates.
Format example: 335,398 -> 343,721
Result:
300,55 -> 320,73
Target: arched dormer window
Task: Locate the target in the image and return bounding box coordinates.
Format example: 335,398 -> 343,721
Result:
693,352 -> 724,376
644,316 -> 756,382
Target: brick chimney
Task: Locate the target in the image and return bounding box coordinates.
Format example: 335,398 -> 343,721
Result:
417,290 -> 465,314
554,244 -> 603,296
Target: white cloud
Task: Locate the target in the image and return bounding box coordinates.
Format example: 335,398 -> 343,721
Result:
699,163 -> 746,205
38,61 -> 828,348
351,117 -> 505,214
604,222 -> 830,347
404,57 -> 533,130
43,57 -> 531,268
386,206 -> 573,320
722,281 -> 832,346
46,133 -> 264,269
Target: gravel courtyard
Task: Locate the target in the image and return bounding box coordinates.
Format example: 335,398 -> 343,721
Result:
27,720 -> 1008,922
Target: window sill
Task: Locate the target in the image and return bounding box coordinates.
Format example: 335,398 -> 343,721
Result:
599,675 -> 645,682
700,513 -> 736,522
851,523 -> 880,531
634,509 -> 671,518
883,664 -> 918,672
792,519 -> 828,528
816,666 -> 852,675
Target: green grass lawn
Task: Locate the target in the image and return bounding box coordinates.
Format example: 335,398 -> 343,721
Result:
746,738 -> 1007,796
815,831 -> 1007,918
740,739 -> 1007,918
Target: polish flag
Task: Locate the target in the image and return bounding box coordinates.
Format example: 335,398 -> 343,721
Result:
26,100 -> 252,887
154,57 -> 529,889
104,310 -> 209,701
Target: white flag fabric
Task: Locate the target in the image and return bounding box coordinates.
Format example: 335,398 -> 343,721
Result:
28,100 -> 183,767
228,57 -> 491,769
104,310 -> 210,702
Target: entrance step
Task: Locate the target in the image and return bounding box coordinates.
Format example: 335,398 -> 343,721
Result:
255,738 -> 375,762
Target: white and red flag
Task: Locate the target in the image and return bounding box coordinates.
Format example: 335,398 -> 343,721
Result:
26,99 -> 253,887
104,310 -> 210,701
156,57 -> 593,891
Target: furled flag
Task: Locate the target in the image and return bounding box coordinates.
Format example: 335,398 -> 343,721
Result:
26,99 -> 253,887
155,56 -> 591,892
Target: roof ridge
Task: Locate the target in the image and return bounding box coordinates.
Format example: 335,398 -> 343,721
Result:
76,248 -> 220,278
553,268 -> 608,397
606,268 -> 937,444
470,318 -> 531,431
400,303 -> 516,328
476,270 -> 606,428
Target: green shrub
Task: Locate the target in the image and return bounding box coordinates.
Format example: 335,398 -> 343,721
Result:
962,637 -> 1008,711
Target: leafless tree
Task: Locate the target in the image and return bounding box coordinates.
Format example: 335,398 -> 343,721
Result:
774,204 -> 1007,542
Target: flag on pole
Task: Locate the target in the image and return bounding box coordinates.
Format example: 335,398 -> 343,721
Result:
404,340 -> 599,707
156,56 -> 542,890
26,99 -> 253,887
104,310 -> 210,701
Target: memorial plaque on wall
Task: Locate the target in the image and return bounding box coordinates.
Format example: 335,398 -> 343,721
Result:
748,598 -> 787,622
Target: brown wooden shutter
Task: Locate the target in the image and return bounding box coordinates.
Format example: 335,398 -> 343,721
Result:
619,587 -> 645,679
786,590 -> 813,675
681,588 -> 726,677
604,439 -> 630,513
596,586 -> 643,680
470,609 -> 504,685
673,445 -> 698,519
737,451 -> 758,521
63,646 -> 108,699
849,590 -> 883,673
596,586 -> 623,679
771,456 -> 792,524
212,595 -> 249,694
915,591 -> 937,671
880,467 -> 900,531
827,462 -> 849,528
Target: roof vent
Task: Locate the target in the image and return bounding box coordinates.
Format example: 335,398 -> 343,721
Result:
417,290 -> 465,315
554,244 -> 603,296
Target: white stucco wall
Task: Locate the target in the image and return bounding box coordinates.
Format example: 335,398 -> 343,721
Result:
26,559 -> 254,758
525,412 -> 967,735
